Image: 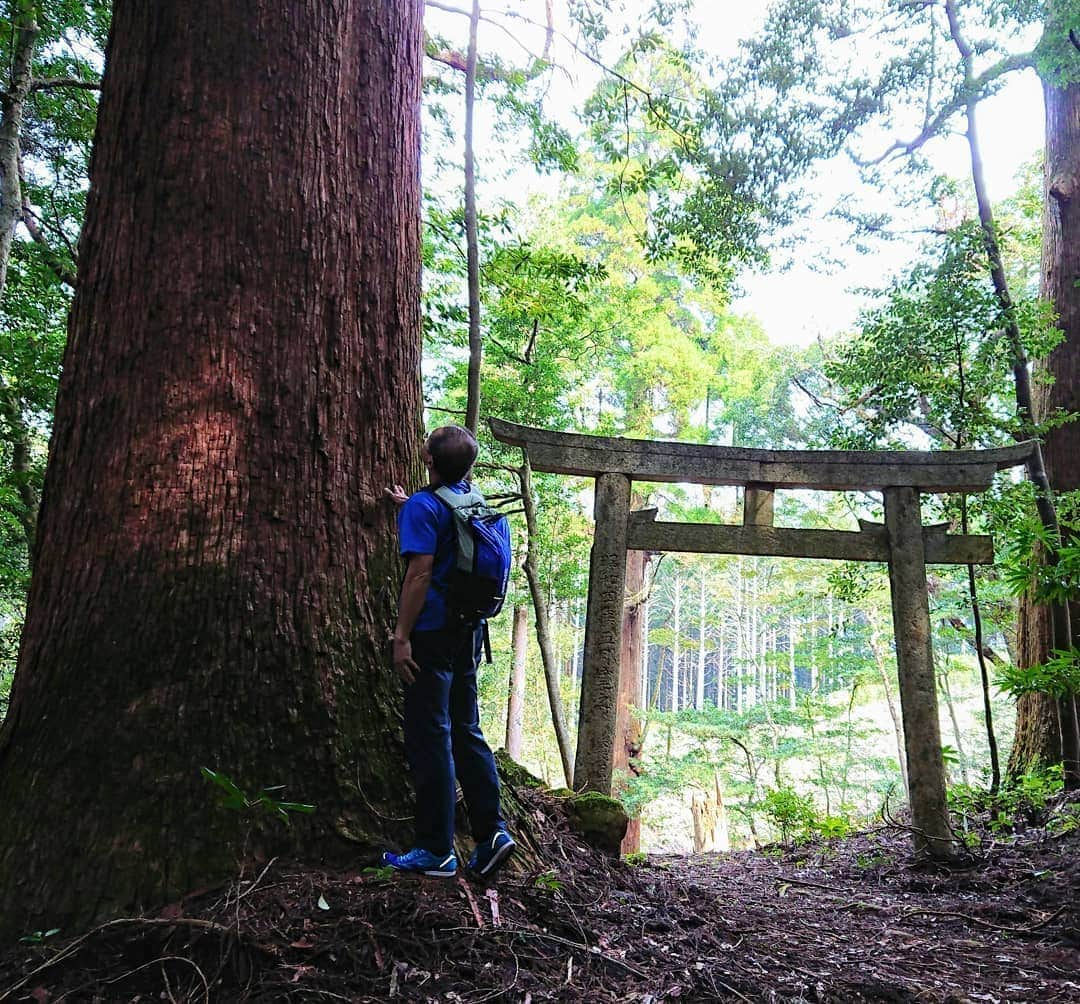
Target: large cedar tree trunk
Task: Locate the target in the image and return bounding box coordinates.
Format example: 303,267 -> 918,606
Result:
1011,77 -> 1080,776
0,0 -> 424,938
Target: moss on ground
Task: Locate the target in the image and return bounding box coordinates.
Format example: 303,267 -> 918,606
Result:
565,791 -> 628,854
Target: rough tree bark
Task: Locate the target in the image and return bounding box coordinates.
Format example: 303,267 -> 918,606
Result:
0,0 -> 424,937
1012,74 -> 1080,780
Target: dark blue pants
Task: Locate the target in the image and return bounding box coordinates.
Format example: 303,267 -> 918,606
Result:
404,625 -> 504,856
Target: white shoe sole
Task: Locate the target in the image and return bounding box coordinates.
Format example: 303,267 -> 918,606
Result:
477,839 -> 516,876
422,868 -> 457,878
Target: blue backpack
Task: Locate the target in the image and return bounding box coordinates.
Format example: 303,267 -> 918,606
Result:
430,484 -> 513,628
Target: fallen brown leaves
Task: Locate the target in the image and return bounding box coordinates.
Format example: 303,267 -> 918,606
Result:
1,786 -> 1078,1002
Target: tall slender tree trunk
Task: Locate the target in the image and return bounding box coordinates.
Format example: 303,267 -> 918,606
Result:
572,597 -> 583,681
555,600 -> 566,682
945,4 -> 1080,782
760,622 -> 768,704
518,461 -> 574,787
0,390 -> 39,556
1011,72 -> 1080,784
735,560 -> 744,712
788,615 -> 797,709
750,573 -> 760,706
960,498 -> 1000,791
462,0 -> 483,432
654,647 -> 667,711
769,627 -> 777,703
870,623 -> 910,801
938,659 -> 970,787
696,571 -> 706,711
505,604 -> 528,759
640,594 -> 650,703
569,600 -> 577,678
0,0 -> 425,937
0,3 -> 38,304
742,576 -> 751,709
670,571 -> 681,712
826,592 -> 835,694
717,617 -> 726,709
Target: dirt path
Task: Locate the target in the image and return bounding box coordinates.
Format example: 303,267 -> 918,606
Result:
651,825 -> 1080,1002
2,787 -> 1077,1002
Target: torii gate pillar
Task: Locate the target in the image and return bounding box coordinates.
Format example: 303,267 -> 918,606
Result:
573,472 -> 631,793
884,487 -> 955,858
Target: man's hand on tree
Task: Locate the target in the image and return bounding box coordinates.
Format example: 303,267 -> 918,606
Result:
384,484 -> 408,506
391,635 -> 419,685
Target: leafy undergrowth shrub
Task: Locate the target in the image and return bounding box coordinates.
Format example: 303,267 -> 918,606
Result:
761,785 -> 854,846
948,765 -> 1074,846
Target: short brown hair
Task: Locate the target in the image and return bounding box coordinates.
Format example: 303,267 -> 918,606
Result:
426,425 -> 478,483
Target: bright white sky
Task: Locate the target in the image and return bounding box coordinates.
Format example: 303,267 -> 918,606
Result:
425,0 -> 1046,348
735,67 -> 1044,346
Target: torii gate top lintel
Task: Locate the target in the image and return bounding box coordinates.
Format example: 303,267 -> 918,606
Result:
489,417 -> 1034,493
490,418 -> 1031,859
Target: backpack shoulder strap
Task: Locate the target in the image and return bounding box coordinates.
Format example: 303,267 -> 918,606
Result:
432,484 -> 485,511
430,485 -> 481,572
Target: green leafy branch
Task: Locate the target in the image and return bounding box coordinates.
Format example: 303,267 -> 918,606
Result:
996,649 -> 1080,700
200,767 -> 316,826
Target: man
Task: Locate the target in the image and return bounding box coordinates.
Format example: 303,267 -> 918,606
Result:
382,425 -> 515,878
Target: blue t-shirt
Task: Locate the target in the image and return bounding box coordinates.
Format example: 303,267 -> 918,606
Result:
398,480 -> 471,632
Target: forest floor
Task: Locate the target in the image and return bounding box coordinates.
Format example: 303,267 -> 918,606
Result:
2,782 -> 1079,1003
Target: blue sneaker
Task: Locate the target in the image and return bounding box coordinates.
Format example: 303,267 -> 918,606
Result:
381,847 -> 458,877
468,827 -> 516,877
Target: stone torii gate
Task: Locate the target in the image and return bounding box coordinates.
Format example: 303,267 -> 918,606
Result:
491,418 -> 1034,859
